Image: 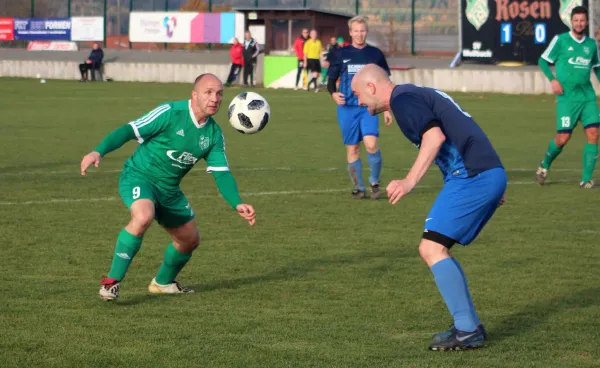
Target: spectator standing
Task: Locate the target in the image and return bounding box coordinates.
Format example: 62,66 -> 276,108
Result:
303,29 -> 323,92
293,28 -> 309,90
242,31 -> 260,87
225,38 -> 244,87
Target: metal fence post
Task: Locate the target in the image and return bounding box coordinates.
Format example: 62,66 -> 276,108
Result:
129,0 -> 133,49
411,0 -> 416,55
67,0 -> 71,18
104,0 -> 107,48
355,0 -> 359,15
208,0 -> 213,50
164,0 -> 168,50
31,0 -> 35,17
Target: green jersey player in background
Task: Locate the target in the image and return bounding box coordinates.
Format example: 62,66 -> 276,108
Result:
80,73 -> 257,301
537,6 -> 599,188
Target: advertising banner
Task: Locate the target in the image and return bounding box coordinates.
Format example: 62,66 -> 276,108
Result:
0,18 -> 14,41
129,12 -> 244,44
13,18 -> 72,41
71,17 -> 104,41
461,0 -> 589,64
27,41 -> 78,51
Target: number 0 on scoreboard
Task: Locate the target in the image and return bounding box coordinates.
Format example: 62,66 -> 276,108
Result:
534,23 -> 546,44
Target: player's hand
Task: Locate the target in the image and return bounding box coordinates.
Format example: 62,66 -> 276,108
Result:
80,151 -> 102,176
332,92 -> 345,106
386,179 -> 415,204
236,204 -> 256,226
384,111 -> 393,126
551,80 -> 563,95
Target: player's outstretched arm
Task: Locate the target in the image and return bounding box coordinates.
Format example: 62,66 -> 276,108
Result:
80,124 -> 136,176
386,127 -> 445,204
212,171 -> 256,226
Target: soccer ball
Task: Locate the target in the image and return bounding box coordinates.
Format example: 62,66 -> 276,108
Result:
228,92 -> 270,134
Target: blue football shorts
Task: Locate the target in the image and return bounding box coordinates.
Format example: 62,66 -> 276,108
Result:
337,105 -> 379,145
424,168 -> 507,247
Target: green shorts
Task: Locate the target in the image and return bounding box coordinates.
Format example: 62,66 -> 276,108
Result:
118,169 -> 195,229
556,101 -> 600,132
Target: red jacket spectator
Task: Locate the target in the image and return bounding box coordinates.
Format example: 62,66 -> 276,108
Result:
230,41 -> 244,65
294,35 -> 307,61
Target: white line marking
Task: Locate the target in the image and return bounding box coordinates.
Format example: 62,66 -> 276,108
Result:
0,167 -> 582,177
0,180 -> 576,206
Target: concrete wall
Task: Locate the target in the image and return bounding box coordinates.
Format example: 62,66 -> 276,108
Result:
0,55 -> 264,85
2,57 -> 600,95
390,68 -> 600,95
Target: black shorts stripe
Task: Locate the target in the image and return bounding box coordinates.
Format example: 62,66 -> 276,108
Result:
422,230 -> 458,249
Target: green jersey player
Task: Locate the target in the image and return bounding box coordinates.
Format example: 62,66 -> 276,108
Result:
80,74 -> 256,301
537,6 -> 600,188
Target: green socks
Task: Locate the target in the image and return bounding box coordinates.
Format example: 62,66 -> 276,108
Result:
582,143 -> 598,182
155,243 -> 193,285
541,139 -> 563,169
107,229 -> 143,281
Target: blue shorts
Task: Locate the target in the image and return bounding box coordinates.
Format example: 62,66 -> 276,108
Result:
337,105 -> 379,145
425,168 -> 507,246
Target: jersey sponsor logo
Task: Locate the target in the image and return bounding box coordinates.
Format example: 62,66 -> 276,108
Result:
584,46 -> 590,55
176,129 -> 185,137
199,136 -> 210,149
348,64 -> 366,74
343,59 -> 351,63
568,56 -> 591,67
166,150 -> 199,166
568,46 -> 574,51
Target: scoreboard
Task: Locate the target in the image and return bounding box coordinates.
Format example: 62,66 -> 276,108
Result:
461,0 -> 590,64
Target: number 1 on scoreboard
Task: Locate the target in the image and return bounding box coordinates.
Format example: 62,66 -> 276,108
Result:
501,23 -> 512,44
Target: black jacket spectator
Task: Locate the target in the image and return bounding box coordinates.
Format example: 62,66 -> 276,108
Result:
242,33 -> 260,86
79,44 -> 104,82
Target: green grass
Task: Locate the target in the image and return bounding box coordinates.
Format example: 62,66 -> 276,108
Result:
0,78 -> 599,368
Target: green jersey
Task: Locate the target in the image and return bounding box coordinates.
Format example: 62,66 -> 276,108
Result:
125,99 -> 229,188
540,32 -> 600,102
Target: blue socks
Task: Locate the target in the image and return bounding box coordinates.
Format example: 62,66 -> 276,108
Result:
451,258 -> 481,327
348,159 -> 366,191
367,150 -> 382,185
431,257 -> 479,332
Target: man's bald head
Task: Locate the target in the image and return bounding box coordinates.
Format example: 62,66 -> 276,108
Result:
194,73 -> 221,89
352,64 -> 391,90
351,63 -> 395,117
191,73 -> 224,121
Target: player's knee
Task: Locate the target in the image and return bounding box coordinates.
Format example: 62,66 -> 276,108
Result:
130,211 -> 154,232
418,239 -> 450,266
554,133 -> 571,146
585,127 -> 599,143
346,145 -> 360,160
188,231 -> 200,250
364,142 -> 379,154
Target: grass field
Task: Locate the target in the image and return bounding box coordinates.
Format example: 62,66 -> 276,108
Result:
1,78 -> 599,368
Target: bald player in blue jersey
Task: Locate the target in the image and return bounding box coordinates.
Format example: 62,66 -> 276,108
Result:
327,15 -> 392,200
352,64 -> 507,351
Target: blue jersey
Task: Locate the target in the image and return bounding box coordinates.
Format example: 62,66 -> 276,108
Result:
390,84 -> 503,181
328,45 -> 390,106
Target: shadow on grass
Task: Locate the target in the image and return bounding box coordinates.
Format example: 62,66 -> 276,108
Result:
490,287 -> 600,342
116,247 -> 411,306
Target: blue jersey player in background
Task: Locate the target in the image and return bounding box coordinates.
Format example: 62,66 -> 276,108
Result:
352,64 -> 507,351
327,16 -> 392,200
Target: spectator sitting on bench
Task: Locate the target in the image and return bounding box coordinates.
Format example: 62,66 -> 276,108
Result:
79,43 -> 104,82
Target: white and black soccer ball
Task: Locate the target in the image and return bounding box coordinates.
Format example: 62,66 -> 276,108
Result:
228,92 -> 270,134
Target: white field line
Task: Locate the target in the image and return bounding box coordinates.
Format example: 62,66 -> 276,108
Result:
0,167 -> 581,177
0,180 -> 575,206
